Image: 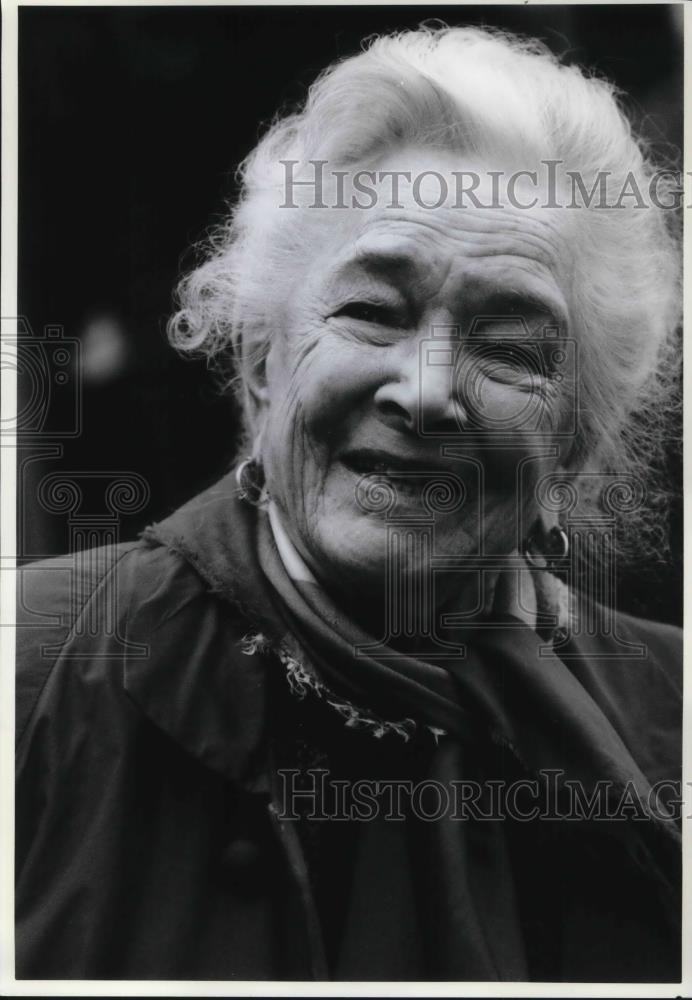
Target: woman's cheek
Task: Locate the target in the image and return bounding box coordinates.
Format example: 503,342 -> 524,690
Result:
297,339 -> 383,439
469,380 -> 557,489
465,373 -> 546,431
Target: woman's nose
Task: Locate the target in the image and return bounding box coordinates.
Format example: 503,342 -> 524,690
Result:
373,334 -> 466,435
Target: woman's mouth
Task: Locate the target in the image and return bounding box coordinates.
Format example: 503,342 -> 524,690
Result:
340,448 -> 466,508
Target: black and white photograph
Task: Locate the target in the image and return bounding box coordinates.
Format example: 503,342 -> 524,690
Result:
3,1 -> 687,991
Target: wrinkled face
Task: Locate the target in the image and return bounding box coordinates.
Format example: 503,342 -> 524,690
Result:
257,150 -> 575,598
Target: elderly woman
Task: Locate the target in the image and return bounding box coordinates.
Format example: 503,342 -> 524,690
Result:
16,27 -> 681,982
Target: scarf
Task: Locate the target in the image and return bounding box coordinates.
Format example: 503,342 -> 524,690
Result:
251,500 -> 680,979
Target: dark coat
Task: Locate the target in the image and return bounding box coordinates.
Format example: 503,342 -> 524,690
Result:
15,482 -> 682,981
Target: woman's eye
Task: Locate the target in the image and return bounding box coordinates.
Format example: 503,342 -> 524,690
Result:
333,302 -> 398,325
469,341 -> 544,379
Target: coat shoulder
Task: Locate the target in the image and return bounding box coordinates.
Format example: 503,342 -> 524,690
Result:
565,604 -> 682,784
613,607 -> 682,695
15,541 -> 212,747
16,532 -> 271,789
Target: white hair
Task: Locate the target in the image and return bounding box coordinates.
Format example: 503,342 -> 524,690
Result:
169,25 -> 680,564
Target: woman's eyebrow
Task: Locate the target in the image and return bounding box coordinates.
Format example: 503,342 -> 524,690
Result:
331,247 -> 421,285
470,289 -> 559,318
328,251 -> 569,327
461,281 -> 569,331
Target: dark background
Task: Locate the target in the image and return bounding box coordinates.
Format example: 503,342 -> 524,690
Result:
17,5 -> 683,622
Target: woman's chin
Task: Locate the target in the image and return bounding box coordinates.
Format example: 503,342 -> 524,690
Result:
308,507 -> 457,597
309,511 -> 388,591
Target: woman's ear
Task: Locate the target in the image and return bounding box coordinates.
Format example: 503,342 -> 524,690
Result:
532,460 -> 570,537
245,355 -> 269,421
241,336 -> 273,437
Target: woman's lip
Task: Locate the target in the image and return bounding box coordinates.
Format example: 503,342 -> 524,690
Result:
340,448 -> 453,476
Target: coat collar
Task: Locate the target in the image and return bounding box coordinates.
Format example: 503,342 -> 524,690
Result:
123,473 -> 287,792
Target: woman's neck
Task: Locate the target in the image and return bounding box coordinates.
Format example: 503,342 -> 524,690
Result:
266,501 -> 537,653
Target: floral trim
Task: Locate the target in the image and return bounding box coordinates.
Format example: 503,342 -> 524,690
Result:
240,632 -> 445,743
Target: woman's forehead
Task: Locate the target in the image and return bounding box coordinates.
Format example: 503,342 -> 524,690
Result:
304,200 -> 572,325
287,148 -> 575,295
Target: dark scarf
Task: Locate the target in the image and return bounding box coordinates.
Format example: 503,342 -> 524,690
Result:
143,474 -> 680,980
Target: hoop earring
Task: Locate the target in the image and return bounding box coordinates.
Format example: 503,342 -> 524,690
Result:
236,457 -> 269,508
522,523 -> 569,579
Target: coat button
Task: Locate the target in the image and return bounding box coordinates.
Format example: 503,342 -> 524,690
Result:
219,837 -> 264,894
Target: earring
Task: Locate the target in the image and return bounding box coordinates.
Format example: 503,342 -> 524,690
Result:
522,523 -> 569,580
235,457 -> 269,508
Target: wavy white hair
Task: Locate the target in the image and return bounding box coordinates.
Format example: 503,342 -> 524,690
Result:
168,26 -> 680,565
